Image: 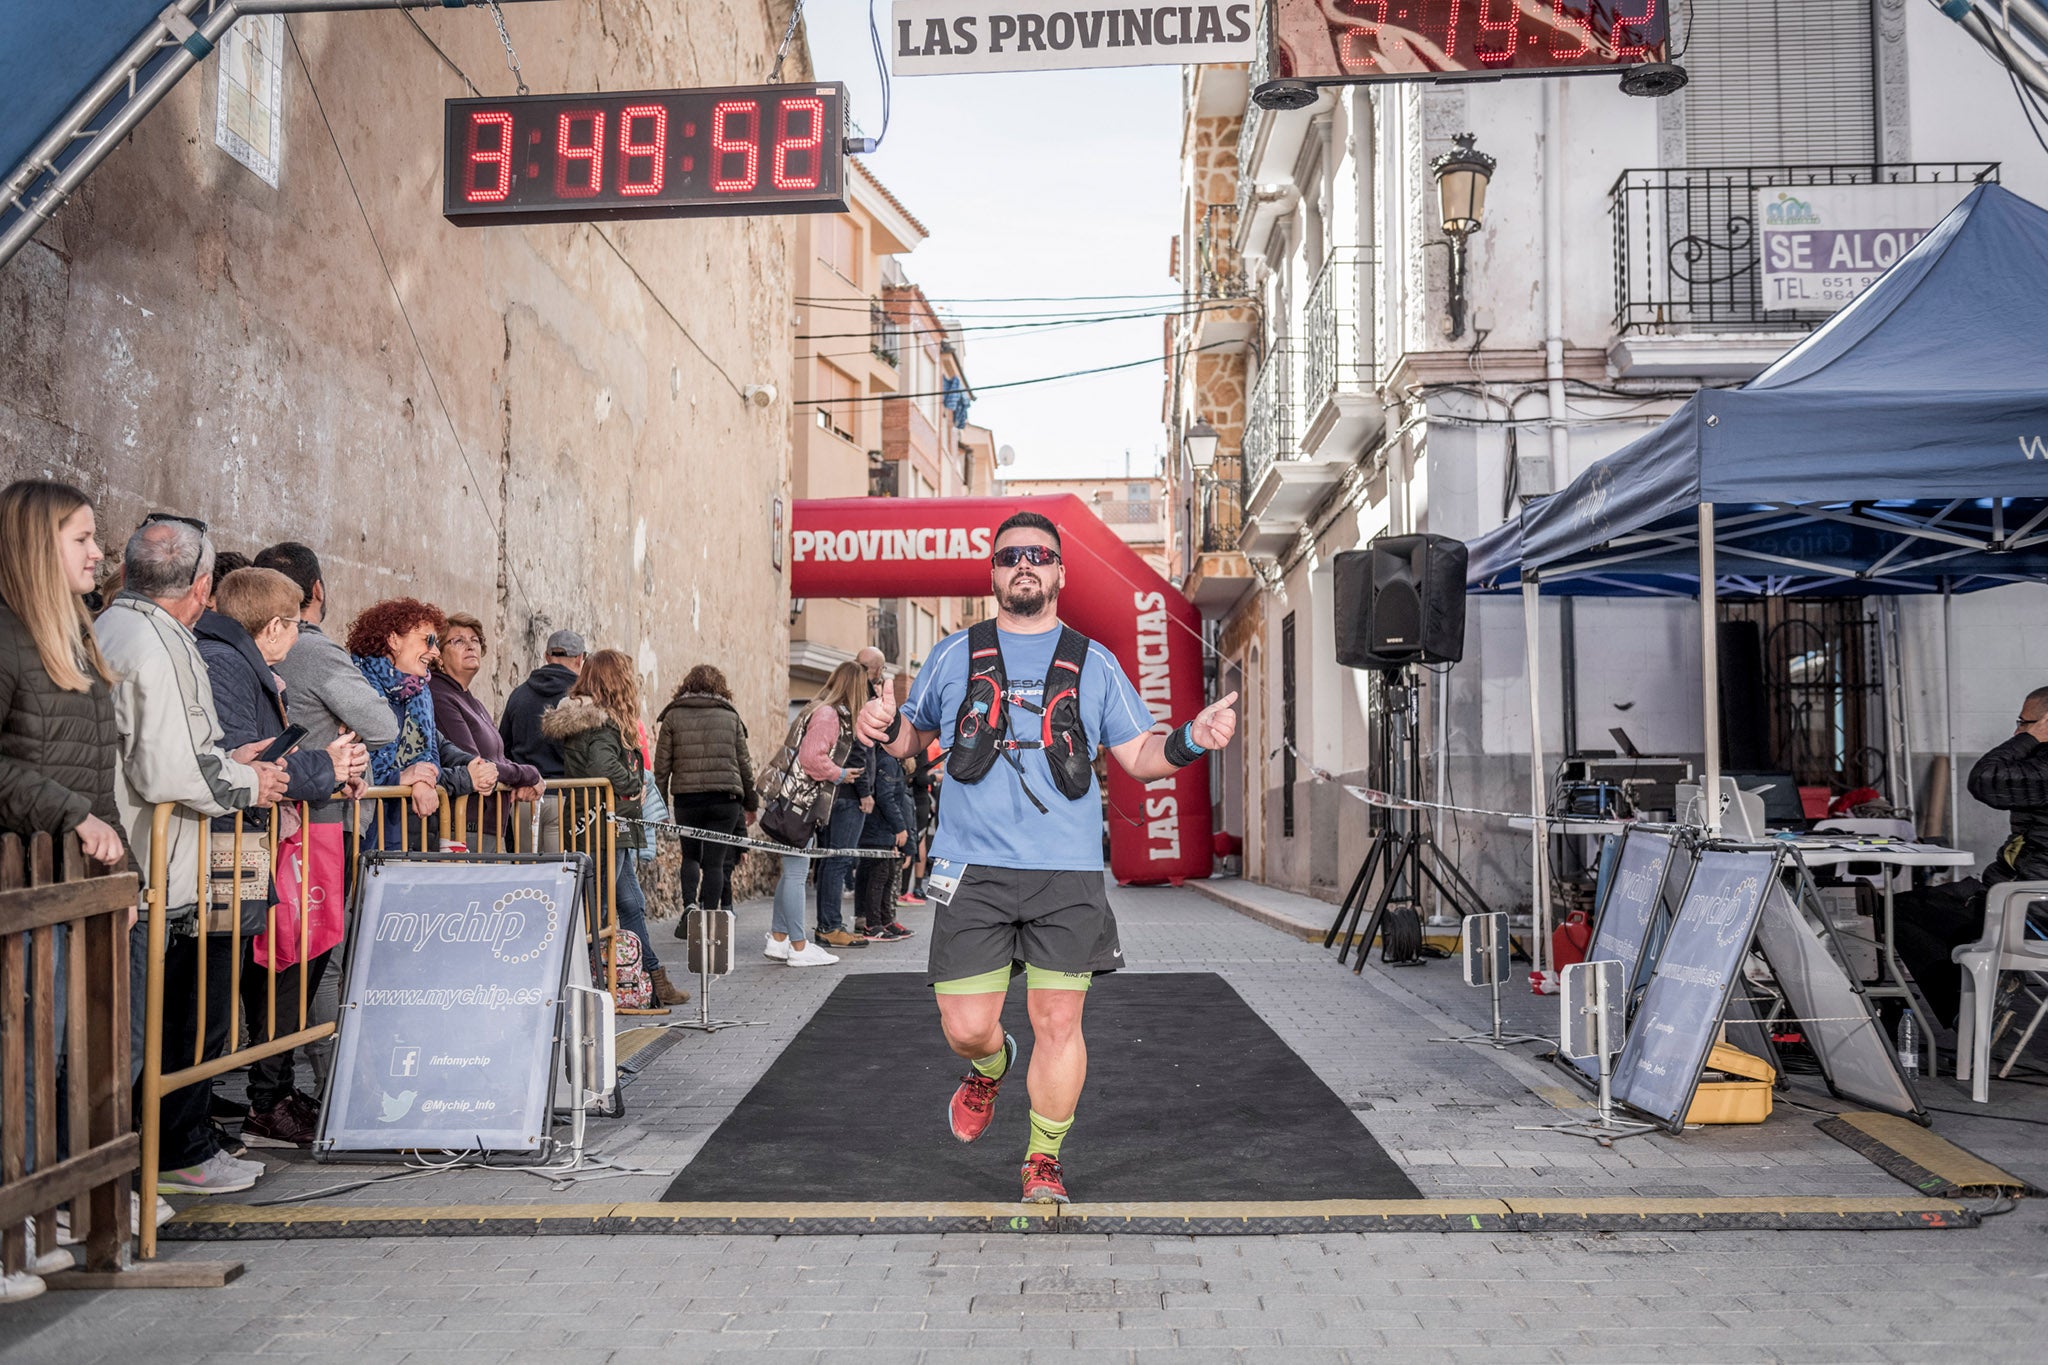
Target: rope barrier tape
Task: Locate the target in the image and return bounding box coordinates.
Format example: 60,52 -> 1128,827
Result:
611,815 -> 902,860
1274,739 -> 1543,823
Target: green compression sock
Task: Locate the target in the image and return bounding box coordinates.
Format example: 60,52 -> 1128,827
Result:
972,1041 -> 1010,1080
1027,1109 -> 1074,1159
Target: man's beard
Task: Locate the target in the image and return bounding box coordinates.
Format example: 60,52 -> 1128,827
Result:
999,579 -> 1055,617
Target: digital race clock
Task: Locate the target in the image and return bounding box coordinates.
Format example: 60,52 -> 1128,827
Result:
1272,0 -> 1670,84
442,83 -> 847,226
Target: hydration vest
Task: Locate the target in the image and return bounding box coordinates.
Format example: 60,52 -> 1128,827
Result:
948,618 -> 1094,813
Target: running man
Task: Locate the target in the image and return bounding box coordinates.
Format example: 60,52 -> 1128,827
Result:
854,510 -> 1237,1203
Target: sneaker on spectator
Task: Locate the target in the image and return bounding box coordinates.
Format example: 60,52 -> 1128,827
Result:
763,932 -> 792,961
157,1151 -> 258,1196
283,1090 -> 322,1130
55,1196 -> 174,1245
243,1097 -> 317,1148
887,921 -> 917,939
210,1120 -> 248,1159
785,942 -> 840,967
16,1220 -> 73,1276
814,928 -> 869,949
897,892 -> 927,906
0,1268 -> 44,1302
865,923 -> 912,942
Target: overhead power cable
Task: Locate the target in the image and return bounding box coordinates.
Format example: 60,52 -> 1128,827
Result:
795,299 -> 1252,341
798,341 -> 1228,405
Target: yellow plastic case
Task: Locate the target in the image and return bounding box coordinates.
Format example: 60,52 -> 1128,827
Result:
1683,1041 -> 1777,1125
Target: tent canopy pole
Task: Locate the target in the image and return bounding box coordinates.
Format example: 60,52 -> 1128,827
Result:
1944,577 -> 1960,847
1700,503 -> 1722,836
1523,576 -> 1551,979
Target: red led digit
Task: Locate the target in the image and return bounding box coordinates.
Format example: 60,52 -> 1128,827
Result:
1549,0 -> 1593,58
710,100 -> 760,193
1418,0 -> 1462,60
1336,1 -> 1386,69
1475,0 -> 1519,64
772,96 -> 824,191
465,111 -> 513,203
618,103 -> 667,196
1612,0 -> 1659,62
554,109 -> 606,198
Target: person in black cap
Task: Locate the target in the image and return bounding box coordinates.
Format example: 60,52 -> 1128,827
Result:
500,628 -> 585,852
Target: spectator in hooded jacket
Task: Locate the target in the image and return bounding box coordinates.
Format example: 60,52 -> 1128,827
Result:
544,649 -> 687,1007
194,568 -> 367,1149
652,663 -> 757,927
345,598 -> 495,849
500,629 -> 584,852
95,513 -> 289,1198
0,480 -> 129,1288
431,611 -> 544,850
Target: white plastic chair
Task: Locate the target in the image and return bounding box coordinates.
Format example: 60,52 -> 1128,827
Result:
1953,879 -> 2048,1102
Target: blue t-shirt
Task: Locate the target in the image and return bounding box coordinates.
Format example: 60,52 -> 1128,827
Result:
903,624 -> 1155,871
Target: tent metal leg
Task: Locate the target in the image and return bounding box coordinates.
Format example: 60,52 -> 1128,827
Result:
1699,503 -> 1722,836
1523,578 -> 1552,984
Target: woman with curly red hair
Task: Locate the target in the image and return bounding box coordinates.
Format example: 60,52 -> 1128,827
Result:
345,598 -> 496,834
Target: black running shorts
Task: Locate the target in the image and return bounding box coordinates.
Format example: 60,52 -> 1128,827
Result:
923,861 -> 1125,986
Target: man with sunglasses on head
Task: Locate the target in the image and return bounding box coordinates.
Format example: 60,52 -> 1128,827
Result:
855,510 -> 1237,1204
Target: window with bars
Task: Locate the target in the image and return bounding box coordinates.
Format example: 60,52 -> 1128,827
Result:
1281,611 -> 1298,839
1683,1 -> 1876,166
1717,598 -> 1886,795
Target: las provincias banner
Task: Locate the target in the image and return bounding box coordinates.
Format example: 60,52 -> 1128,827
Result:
890,2 -> 1256,75
790,495 -> 1214,885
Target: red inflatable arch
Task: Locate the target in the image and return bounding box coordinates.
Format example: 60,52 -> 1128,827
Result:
791,495 -> 1212,884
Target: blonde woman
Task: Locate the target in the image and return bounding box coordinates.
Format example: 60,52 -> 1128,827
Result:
765,660 -> 872,967
545,649 -> 688,1006
0,479 -> 125,867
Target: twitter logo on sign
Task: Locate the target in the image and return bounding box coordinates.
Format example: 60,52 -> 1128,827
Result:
378,1089 -> 417,1123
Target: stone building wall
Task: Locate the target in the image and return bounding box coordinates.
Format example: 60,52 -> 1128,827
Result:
0,1 -> 802,765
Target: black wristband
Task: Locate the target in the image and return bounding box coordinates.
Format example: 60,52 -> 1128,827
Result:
882,711 -> 903,745
1163,722 -> 1203,768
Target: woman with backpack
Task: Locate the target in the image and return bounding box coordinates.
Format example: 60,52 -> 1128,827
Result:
760,661 -> 869,967
543,649 -> 688,1007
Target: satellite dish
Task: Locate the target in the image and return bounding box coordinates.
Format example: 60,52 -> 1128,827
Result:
996,444 -> 1017,467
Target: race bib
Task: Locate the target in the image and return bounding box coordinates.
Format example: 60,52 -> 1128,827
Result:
926,857 -> 967,907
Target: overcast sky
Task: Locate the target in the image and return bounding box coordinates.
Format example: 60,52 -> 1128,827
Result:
802,5 -> 1179,482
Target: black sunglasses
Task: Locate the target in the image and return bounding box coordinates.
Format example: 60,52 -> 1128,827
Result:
993,545 -> 1061,569
141,511 -> 211,587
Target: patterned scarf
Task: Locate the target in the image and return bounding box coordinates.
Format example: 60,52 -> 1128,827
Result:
354,653 -> 440,786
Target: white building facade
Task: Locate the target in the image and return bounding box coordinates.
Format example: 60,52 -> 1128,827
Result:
1168,2 -> 2048,910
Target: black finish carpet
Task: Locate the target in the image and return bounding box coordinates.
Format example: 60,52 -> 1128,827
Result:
661,971 -> 1420,1202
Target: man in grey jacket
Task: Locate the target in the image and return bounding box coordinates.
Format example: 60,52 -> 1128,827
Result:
96,514 -> 288,1197
253,542 -> 399,823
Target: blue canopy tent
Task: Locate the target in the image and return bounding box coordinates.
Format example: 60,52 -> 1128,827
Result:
1463,184 -> 2048,969
0,3 -> 554,273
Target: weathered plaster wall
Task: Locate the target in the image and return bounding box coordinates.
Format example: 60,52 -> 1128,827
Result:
0,2 -> 801,739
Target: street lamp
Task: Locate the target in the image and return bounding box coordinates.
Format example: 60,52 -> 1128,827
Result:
1185,418 -> 1220,471
1430,133 -> 1496,342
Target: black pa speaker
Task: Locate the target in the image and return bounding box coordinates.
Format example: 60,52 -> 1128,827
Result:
1334,534 -> 1468,668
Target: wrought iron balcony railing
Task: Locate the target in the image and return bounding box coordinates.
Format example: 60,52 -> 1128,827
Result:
1610,162 -> 1997,335
1234,0 -> 1274,225
1198,202 -> 1246,300
870,301 -> 902,367
1200,469 -> 1244,553
1241,345 -> 1299,501
867,605 -> 900,663
1302,246 -> 1373,414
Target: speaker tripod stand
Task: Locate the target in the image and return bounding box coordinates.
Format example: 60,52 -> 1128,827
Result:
1325,667 -> 1493,971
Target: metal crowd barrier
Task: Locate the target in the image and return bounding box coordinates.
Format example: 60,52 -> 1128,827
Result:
134,780 -> 618,1259
0,830 -> 139,1283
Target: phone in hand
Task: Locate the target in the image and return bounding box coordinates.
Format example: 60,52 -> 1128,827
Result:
256,724 -> 308,764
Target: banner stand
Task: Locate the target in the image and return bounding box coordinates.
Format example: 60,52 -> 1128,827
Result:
1519,959 -> 1659,1147
1432,911 -> 1550,1050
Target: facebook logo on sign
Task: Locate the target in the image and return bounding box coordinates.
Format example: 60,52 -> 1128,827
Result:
391,1047 -> 421,1078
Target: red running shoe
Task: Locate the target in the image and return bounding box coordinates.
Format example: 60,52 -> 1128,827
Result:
1020,1153 -> 1069,1204
897,893 -> 927,906
947,1033 -> 1015,1143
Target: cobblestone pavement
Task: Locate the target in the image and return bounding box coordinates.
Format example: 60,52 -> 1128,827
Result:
5,881 -> 2047,1362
